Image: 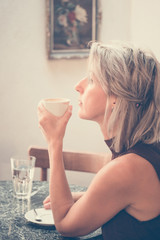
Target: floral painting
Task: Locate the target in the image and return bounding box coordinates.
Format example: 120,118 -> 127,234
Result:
48,0 -> 101,59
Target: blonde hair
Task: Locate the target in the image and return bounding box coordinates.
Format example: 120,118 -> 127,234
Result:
88,41 -> 160,152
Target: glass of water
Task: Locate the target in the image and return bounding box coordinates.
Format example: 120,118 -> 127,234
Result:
10,156 -> 36,199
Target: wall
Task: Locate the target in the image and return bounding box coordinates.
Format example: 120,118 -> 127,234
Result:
131,0 -> 160,60
1,0 -> 159,185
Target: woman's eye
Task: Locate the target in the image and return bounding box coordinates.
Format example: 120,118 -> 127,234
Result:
88,76 -> 94,84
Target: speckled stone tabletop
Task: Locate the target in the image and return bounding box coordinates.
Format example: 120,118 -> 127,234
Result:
0,181 -> 102,240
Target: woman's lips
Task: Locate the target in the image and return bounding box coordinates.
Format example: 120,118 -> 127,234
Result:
78,100 -> 82,106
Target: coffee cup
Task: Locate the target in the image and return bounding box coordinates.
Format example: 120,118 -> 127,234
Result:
42,98 -> 70,116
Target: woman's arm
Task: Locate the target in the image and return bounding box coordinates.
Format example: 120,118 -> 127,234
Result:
48,141 -> 75,225
38,102 -> 74,224
43,192 -> 85,209
38,103 -> 134,237
72,192 -> 85,202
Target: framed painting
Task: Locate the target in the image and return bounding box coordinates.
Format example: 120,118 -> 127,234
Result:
47,0 -> 101,59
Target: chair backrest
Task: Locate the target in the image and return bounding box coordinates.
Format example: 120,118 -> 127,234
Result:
28,146 -> 111,181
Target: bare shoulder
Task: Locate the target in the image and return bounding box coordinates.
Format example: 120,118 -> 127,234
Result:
98,153 -> 140,183
91,152 -> 157,194
88,153 -> 139,198
116,153 -> 159,181
105,152 -> 157,180
84,153 -> 145,217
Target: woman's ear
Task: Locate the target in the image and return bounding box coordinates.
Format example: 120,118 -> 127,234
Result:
110,95 -> 116,112
111,95 -> 116,106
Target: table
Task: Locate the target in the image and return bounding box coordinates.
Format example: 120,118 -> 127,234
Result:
0,181 -> 102,240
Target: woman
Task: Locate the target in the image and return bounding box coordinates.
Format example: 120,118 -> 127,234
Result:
38,41 -> 160,240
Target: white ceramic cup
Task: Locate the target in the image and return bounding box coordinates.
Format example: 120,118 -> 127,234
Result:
42,98 -> 70,116
10,156 -> 36,199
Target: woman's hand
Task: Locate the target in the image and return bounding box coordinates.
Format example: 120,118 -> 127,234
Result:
43,195 -> 51,209
43,192 -> 85,210
37,101 -> 72,145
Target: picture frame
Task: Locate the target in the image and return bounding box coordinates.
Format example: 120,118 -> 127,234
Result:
46,0 -> 101,59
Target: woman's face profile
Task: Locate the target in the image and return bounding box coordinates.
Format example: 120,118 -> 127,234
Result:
75,72 -> 110,125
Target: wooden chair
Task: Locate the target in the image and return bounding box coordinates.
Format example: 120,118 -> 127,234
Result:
28,146 -> 111,181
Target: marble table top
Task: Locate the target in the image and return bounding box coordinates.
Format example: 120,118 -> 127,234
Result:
0,181 -> 102,240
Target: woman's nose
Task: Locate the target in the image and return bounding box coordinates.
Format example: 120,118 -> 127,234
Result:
75,78 -> 86,92
74,81 -> 81,92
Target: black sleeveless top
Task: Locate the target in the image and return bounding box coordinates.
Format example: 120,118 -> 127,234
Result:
102,141 -> 160,240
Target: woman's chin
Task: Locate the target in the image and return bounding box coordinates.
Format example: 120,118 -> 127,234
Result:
78,111 -> 88,120
78,114 -> 86,119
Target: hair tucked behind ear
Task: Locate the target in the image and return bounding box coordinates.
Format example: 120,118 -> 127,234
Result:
89,41 -> 160,152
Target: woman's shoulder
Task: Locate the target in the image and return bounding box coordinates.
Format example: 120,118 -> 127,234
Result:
99,151 -> 156,187
96,153 -> 142,190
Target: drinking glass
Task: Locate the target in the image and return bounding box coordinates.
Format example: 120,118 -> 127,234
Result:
10,156 -> 36,199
